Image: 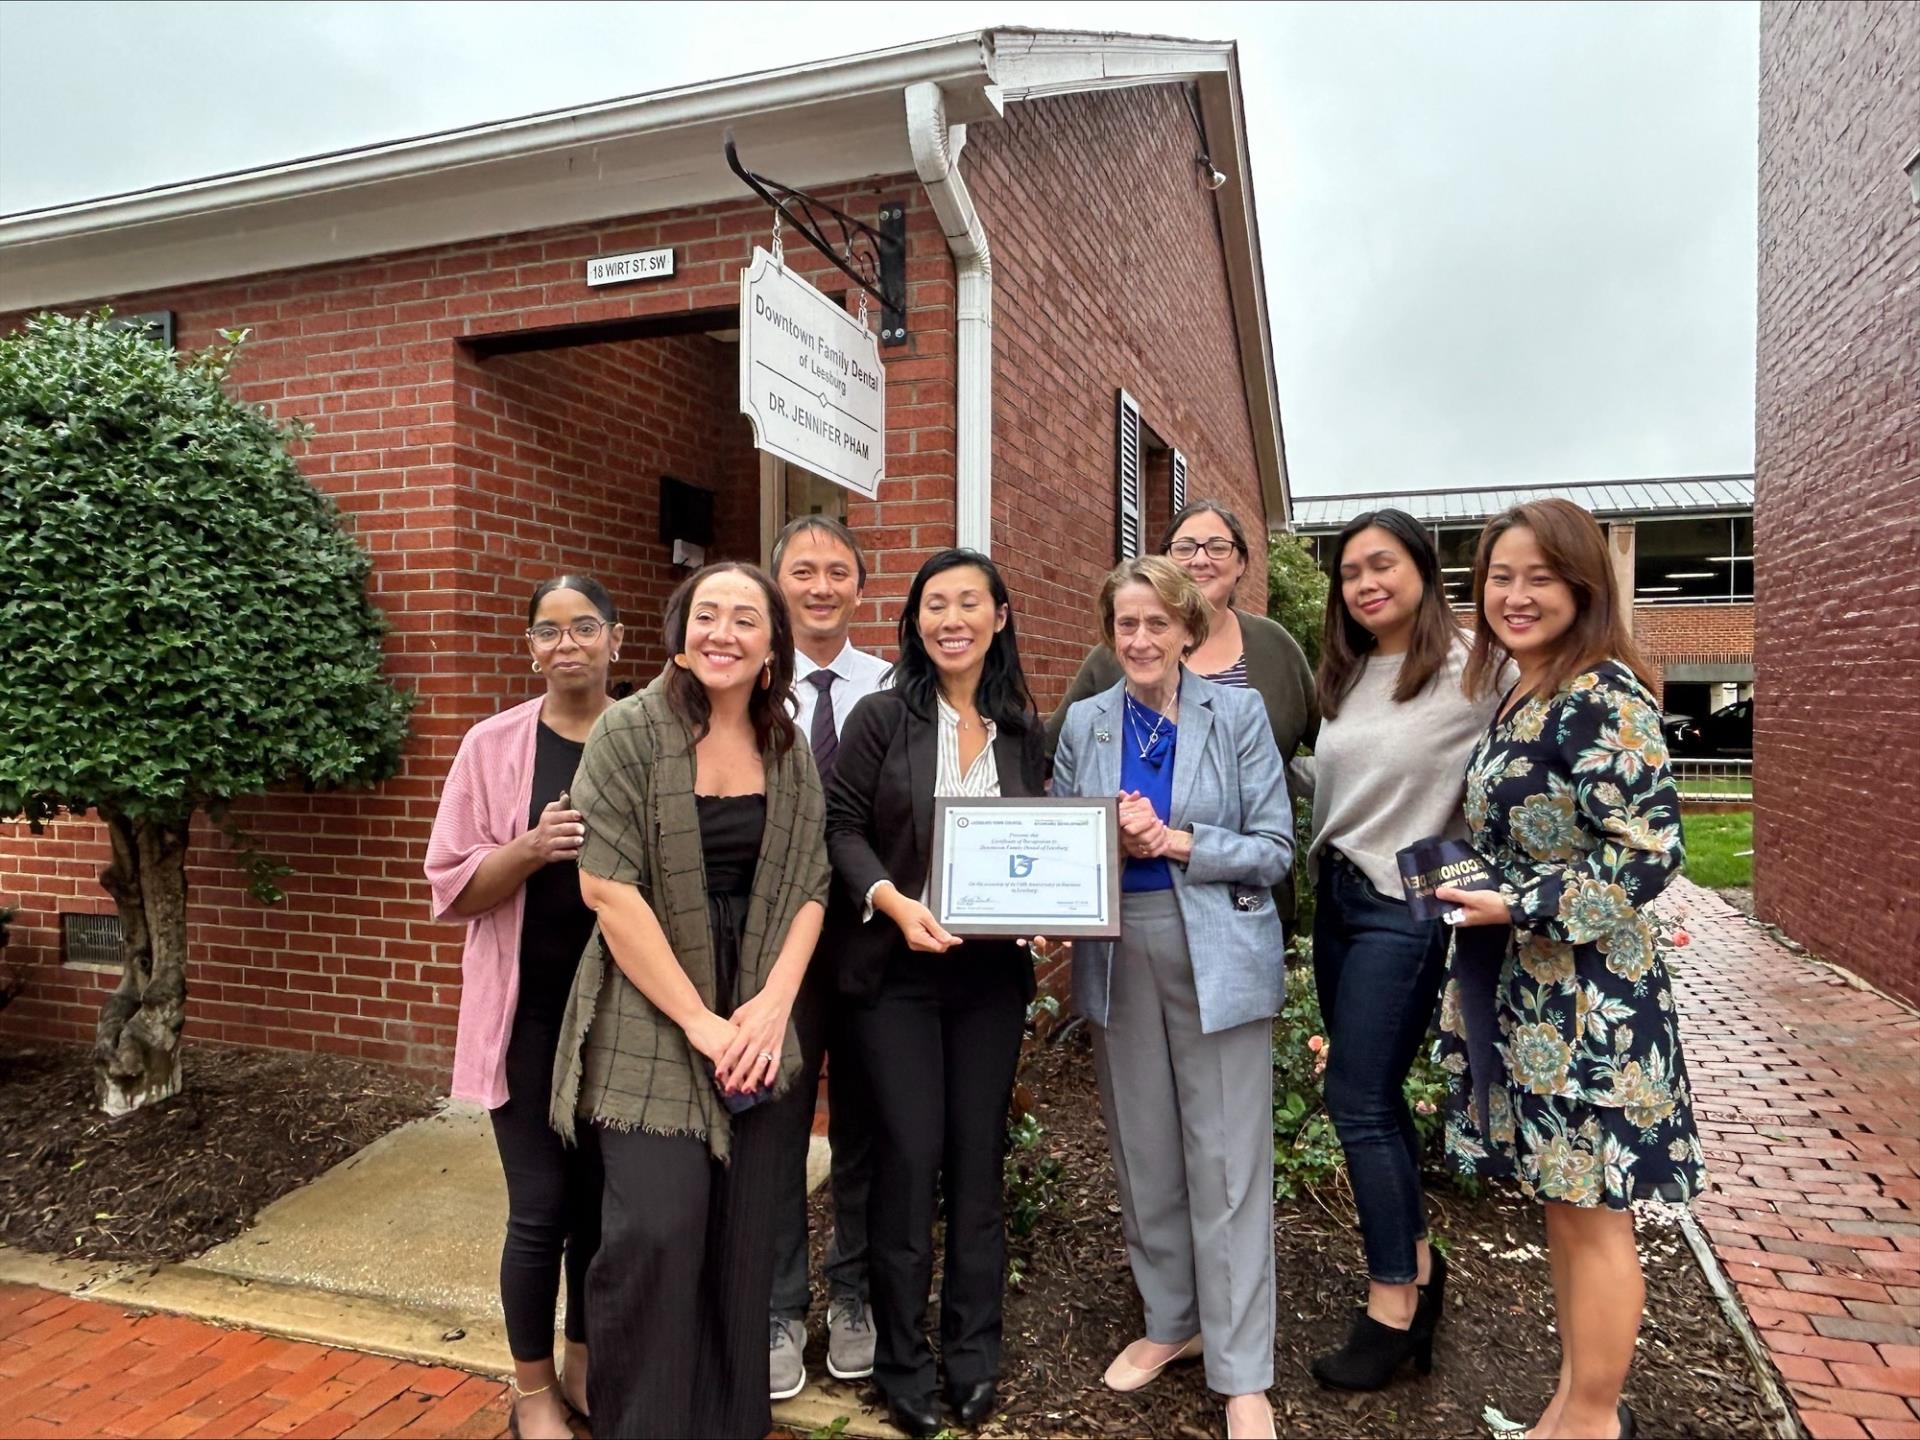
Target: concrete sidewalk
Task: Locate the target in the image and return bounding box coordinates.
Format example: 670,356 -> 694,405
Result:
0,1104 -> 881,1437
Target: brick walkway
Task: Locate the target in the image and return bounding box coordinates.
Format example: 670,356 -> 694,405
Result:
1670,878 -> 1920,1440
0,1286 -> 510,1439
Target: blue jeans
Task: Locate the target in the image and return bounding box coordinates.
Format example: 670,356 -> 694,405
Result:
1312,851 -> 1450,1285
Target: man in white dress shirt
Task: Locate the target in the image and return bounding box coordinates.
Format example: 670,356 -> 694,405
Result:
767,515 -> 891,1400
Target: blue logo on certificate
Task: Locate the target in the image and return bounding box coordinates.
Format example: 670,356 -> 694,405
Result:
1008,854 -> 1037,878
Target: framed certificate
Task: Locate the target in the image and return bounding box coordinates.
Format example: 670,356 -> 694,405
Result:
927,796 -> 1122,939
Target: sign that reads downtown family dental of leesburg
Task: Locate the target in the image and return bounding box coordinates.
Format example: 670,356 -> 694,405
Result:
738,247 -> 885,499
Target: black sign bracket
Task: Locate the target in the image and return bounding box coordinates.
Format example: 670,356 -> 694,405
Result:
724,130 -> 909,347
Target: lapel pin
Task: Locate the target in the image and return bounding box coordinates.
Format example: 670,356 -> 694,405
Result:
1095,729 -> 1112,743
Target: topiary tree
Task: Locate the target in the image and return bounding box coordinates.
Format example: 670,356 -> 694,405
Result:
0,311 -> 413,1115
1267,531 -> 1330,672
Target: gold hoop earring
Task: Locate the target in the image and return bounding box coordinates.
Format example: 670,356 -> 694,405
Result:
530,659 -> 541,674
759,663 -> 772,691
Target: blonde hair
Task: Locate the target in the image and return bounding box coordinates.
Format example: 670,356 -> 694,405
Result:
1099,555 -> 1212,654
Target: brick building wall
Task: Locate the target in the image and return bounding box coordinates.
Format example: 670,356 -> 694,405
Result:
1633,603 -> 1756,694
0,177 -> 962,1068
969,85 -> 1270,703
1754,1 -> 1920,1001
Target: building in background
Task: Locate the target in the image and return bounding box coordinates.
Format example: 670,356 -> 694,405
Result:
0,31 -> 1288,1067
1754,1 -> 1918,1003
1291,474 -> 1756,727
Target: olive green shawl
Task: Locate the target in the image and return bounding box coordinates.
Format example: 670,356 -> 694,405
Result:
549,679 -> 828,1160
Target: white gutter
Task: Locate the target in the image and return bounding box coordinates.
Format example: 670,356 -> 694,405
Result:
0,33 -> 996,244
905,80 -> 996,555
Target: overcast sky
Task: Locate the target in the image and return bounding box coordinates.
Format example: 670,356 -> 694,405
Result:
0,1 -> 1758,497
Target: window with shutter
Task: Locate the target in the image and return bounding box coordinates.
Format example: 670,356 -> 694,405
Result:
1116,389 -> 1143,561
1170,448 -> 1188,514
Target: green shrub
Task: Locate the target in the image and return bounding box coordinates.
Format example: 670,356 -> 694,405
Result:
1272,938 -> 1448,1201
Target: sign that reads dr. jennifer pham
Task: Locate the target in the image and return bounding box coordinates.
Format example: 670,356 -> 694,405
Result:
739,247 -> 884,499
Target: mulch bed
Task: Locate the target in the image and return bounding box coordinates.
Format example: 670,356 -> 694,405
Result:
806,1025 -> 1774,1438
0,1041 -> 437,1263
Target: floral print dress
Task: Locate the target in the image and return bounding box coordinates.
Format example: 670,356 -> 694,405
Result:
1436,661 -> 1706,1209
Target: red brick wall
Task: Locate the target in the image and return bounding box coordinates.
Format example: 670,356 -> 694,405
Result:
0,177 -> 959,1071
1754,0 -> 1920,1002
968,85 -> 1270,707
1633,603 -> 1756,684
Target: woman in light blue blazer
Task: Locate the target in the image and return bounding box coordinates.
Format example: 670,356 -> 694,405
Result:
1053,555 -> 1293,1440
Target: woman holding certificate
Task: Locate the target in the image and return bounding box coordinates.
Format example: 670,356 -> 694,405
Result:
1052,556 -> 1294,1440
823,548 -> 1048,1438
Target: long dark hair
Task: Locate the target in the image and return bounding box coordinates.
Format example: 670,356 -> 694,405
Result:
891,549 -> 1037,731
1463,498 -> 1656,701
1316,509 -> 1462,719
662,563 -> 800,757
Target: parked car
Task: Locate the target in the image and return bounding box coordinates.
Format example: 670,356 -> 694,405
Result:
1693,699 -> 1753,758
1661,711 -> 1702,755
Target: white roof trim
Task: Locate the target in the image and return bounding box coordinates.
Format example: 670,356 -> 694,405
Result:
0,27 -> 1288,527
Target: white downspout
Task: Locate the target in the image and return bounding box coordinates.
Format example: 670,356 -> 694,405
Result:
906,81 -> 994,554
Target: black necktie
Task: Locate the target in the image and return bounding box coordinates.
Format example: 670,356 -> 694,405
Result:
808,669 -> 840,780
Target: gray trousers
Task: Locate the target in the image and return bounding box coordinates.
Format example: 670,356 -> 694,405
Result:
769,965 -> 871,1317
1092,889 -> 1276,1396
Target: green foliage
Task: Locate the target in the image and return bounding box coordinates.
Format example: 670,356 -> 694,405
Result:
1004,1109 -> 1065,1244
805,1418 -> 851,1440
1272,939 -> 1449,1201
1682,809 -> 1753,890
0,311 -> 413,833
1267,532 -> 1330,673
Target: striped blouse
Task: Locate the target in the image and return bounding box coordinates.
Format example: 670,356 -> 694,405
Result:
1203,653 -> 1250,688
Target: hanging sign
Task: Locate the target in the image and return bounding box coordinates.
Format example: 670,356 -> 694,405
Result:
739,247 -> 885,499
585,248 -> 675,287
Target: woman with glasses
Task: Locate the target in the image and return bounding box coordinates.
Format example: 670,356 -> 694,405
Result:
1047,501 -> 1317,918
425,575 -> 624,1440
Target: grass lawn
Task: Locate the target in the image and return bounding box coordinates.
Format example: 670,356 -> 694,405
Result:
1683,810 -> 1753,889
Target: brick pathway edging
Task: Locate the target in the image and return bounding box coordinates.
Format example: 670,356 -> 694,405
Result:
1668,877 -> 1920,1440
1678,1208 -> 1808,1439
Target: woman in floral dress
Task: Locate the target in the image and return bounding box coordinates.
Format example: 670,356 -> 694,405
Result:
1434,498 -> 1705,1440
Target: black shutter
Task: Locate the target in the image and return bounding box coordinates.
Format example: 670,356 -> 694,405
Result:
1170,448 -> 1188,514
1116,389 -> 1143,560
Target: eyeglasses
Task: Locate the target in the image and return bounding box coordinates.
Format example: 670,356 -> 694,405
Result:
1167,537 -> 1240,561
527,618 -> 609,647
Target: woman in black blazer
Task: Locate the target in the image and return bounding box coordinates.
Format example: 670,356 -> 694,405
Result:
825,549 -> 1046,1438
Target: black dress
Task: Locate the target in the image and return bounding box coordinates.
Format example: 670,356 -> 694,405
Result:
588,790 -> 778,1440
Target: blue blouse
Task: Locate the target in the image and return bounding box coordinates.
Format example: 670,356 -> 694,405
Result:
1120,694 -> 1177,893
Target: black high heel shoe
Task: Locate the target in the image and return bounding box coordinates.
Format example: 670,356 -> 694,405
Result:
1309,1309 -> 1432,1391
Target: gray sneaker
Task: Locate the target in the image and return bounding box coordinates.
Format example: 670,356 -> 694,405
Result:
769,1315 -> 807,1401
826,1295 -> 876,1381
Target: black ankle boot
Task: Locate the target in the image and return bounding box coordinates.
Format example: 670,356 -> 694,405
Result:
1310,1308 -> 1431,1391
1414,1247 -> 1449,1341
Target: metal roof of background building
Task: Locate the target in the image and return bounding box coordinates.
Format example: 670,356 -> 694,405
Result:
1288,473 -> 1754,532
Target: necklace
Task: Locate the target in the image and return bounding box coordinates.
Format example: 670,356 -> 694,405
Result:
1124,693 -> 1171,760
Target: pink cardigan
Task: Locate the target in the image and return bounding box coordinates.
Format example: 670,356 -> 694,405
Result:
425,696 -> 545,1108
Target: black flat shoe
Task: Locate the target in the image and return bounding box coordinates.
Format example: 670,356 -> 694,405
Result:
885,1390 -> 944,1438
947,1378 -> 998,1427
1309,1309 -> 1432,1391
1618,1400 -> 1637,1439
